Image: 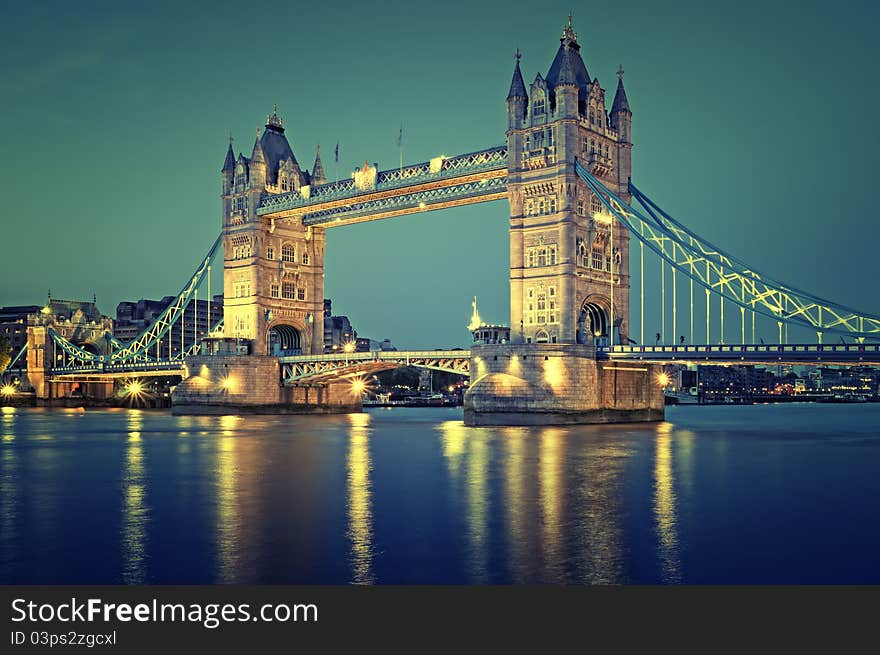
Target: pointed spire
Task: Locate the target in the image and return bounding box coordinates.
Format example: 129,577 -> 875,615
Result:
507,48 -> 527,100
562,14 -> 578,45
222,133 -> 235,172
251,127 -> 266,164
311,145 -> 326,185
467,296 -> 483,332
611,65 -> 631,114
556,41 -> 578,88
266,103 -> 284,131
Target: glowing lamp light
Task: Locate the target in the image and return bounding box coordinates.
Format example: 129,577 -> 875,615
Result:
1,384 -> 16,398
351,379 -> 366,396
220,376 -> 238,393
127,380 -> 144,395
656,372 -> 671,388
343,342 -> 356,353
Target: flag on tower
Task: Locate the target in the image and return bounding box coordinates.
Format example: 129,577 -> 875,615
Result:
397,125 -> 403,147
334,142 -> 339,163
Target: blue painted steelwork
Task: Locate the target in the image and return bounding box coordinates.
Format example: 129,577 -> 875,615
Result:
302,176 -> 507,226
575,161 -> 880,339
603,342 -> 880,364
258,146 -> 508,215
1,344 -> 27,380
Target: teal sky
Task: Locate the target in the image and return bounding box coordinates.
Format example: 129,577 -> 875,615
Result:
2,0 -> 878,348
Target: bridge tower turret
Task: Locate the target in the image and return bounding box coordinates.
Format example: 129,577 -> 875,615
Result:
505,16 -> 631,347
220,106 -> 326,357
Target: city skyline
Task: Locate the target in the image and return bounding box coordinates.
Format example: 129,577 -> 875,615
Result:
2,1 -> 878,349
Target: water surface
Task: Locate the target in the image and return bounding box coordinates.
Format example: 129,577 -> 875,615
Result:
1,404 -> 879,584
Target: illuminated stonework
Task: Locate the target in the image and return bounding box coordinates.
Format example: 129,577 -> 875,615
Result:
506,18 -> 632,346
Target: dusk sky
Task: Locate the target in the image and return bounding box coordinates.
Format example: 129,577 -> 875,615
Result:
2,0 -> 878,348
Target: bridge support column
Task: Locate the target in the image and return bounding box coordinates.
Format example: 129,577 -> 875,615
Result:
171,354 -> 361,415
463,344 -> 664,426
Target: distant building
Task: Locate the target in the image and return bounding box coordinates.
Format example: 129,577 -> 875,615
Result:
0,305 -> 41,353
2,296 -> 110,356
115,294 -> 223,357
322,299 -> 356,352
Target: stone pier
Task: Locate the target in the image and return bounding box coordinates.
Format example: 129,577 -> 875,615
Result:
171,354 -> 361,415
463,344 -> 664,426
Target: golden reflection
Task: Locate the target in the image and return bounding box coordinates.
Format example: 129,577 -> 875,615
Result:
347,412 -> 374,584
216,419 -> 242,582
439,421 -> 491,581
579,435 -> 628,584
654,422 -> 681,582
440,420 -> 467,476
504,427 -> 540,582
122,411 -> 147,583
539,428 -> 565,580
0,425 -> 18,576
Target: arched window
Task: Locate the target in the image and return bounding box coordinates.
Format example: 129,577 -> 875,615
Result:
592,248 -> 604,270
535,330 -> 549,343
533,95 -> 546,116
266,246 -> 275,260
578,242 -> 589,267
281,243 -> 295,263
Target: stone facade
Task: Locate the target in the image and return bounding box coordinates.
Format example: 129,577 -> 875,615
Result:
505,19 -> 632,347
464,20 -> 658,426
464,343 -> 664,425
221,108 -> 326,357
171,354 -> 359,414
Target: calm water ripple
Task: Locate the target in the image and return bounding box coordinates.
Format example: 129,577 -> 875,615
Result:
1,403 -> 879,584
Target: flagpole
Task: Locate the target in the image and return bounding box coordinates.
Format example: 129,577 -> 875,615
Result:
398,124 -> 403,175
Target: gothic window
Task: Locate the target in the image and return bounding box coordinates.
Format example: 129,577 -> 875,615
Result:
297,288 -> 306,301
549,287 -> 555,297
533,130 -> 544,148
549,245 -> 557,265
537,295 -> 546,311
590,140 -> 597,154
525,199 -> 534,216
589,110 -> 595,125
281,243 -> 296,263
527,250 -> 536,267
548,197 -> 557,213
578,241 -> 589,267
533,97 -> 546,116
527,289 -> 534,299
282,282 -> 295,299
546,128 -> 554,147
592,249 -> 604,270
538,198 -> 546,215
281,176 -> 289,192
582,137 -> 589,154
301,252 -> 309,265
590,195 -> 602,215
537,247 -> 547,267
266,246 -> 275,260
577,198 -> 585,216
270,284 -> 279,298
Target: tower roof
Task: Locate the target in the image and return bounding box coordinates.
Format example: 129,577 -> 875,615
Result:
311,145 -> 326,185
555,42 -> 578,87
545,16 -> 592,100
611,67 -> 631,114
251,129 -> 266,164
507,49 -> 528,100
221,136 -> 235,173
259,105 -> 300,185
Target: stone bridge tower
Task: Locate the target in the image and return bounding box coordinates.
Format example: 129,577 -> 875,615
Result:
505,17 -> 632,347
464,18 -> 662,426
221,107 -> 326,356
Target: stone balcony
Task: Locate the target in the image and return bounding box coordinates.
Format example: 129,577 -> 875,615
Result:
588,152 -> 613,177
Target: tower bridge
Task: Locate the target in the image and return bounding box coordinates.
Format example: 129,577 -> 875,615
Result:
5,17 -> 880,422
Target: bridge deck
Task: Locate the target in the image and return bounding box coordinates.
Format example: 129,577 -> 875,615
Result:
257,146 -> 508,227
603,343 -> 880,365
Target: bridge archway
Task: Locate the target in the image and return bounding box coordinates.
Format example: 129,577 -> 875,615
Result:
578,299 -> 609,346
267,323 -> 302,356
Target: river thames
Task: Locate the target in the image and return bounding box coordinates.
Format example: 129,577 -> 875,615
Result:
1,403 -> 878,584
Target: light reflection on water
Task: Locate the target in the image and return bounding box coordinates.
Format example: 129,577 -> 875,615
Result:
347,412 -> 374,584
121,411 -> 147,584
1,404 -> 880,584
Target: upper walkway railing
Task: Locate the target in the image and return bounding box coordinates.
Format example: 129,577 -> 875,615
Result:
257,146 -> 507,215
